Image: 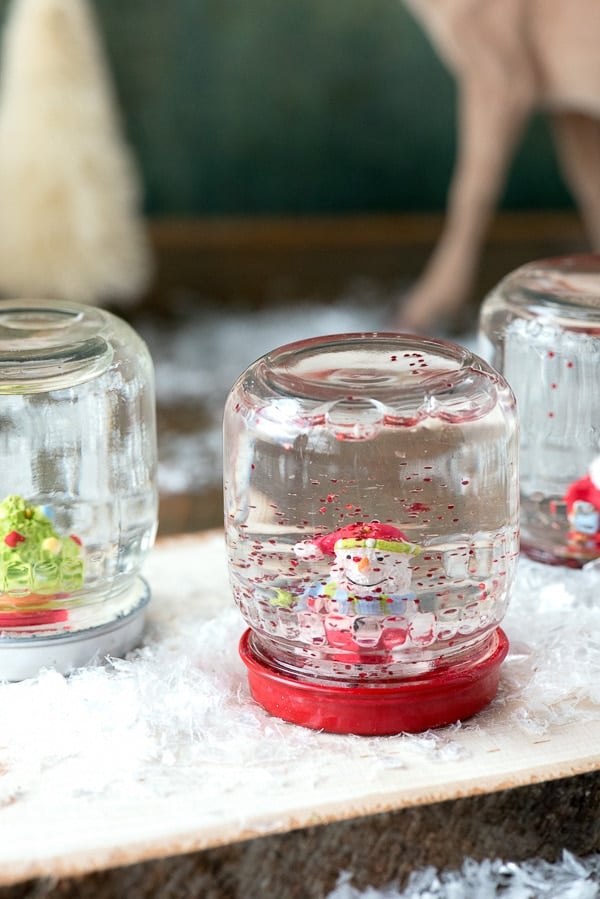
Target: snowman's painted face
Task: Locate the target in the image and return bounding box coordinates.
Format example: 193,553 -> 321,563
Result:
331,545 -> 413,595
570,500 -> 600,535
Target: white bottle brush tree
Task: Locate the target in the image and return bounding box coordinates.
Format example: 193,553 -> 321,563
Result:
0,0 -> 152,306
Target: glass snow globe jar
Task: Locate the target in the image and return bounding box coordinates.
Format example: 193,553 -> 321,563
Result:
224,333 -> 519,734
0,300 -> 158,679
480,254 -> 600,567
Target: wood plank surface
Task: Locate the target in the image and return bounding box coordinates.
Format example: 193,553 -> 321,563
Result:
0,532 -> 598,898
141,211 -> 588,318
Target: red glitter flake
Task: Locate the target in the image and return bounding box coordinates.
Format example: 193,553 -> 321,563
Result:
548,412 -> 554,418
567,361 -> 574,368
548,351 -> 555,358
319,507 -> 327,514
4,531 -> 25,548
461,479 -> 469,486
390,355 -> 397,362
551,383 -> 557,390
326,494 -> 336,503
408,502 -> 430,513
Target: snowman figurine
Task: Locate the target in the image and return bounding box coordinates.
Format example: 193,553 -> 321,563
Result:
564,455 -> 600,557
292,521 -> 436,656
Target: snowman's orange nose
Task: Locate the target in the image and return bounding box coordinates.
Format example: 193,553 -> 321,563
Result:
358,556 -> 370,572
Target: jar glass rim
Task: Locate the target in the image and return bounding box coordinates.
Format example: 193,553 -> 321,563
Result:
495,254 -> 600,323
0,299 -> 115,393
259,332 -> 483,400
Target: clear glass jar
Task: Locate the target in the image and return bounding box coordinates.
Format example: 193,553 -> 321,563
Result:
224,333 -> 519,734
0,300 -> 158,677
480,254 -> 600,567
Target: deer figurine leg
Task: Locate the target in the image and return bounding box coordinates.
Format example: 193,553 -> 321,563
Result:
392,2 -> 535,332
393,76 -> 533,332
551,112 -> 600,250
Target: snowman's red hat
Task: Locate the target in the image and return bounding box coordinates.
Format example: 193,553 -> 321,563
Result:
565,455 -> 600,514
295,521 -> 420,559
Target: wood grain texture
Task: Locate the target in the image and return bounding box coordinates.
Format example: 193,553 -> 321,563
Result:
1,770 -> 598,899
139,212 -> 587,326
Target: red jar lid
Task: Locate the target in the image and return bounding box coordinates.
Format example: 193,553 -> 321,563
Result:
239,628 -> 509,735
0,608 -> 68,628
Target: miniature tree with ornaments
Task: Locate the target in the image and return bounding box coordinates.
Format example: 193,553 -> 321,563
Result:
0,299 -> 157,679
0,495 -> 84,627
0,0 -> 152,306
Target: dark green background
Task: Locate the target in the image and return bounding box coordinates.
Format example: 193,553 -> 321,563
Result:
0,0 -> 573,216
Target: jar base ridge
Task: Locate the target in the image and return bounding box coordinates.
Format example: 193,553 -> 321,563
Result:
520,541 -> 590,569
0,576 -> 150,681
239,626 -> 509,735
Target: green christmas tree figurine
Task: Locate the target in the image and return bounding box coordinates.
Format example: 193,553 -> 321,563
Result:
0,495 -> 84,604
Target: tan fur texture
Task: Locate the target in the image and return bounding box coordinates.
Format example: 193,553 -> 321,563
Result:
0,0 -> 152,307
396,0 -> 600,331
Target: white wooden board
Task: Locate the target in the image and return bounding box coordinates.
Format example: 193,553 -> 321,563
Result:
0,531 -> 598,886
